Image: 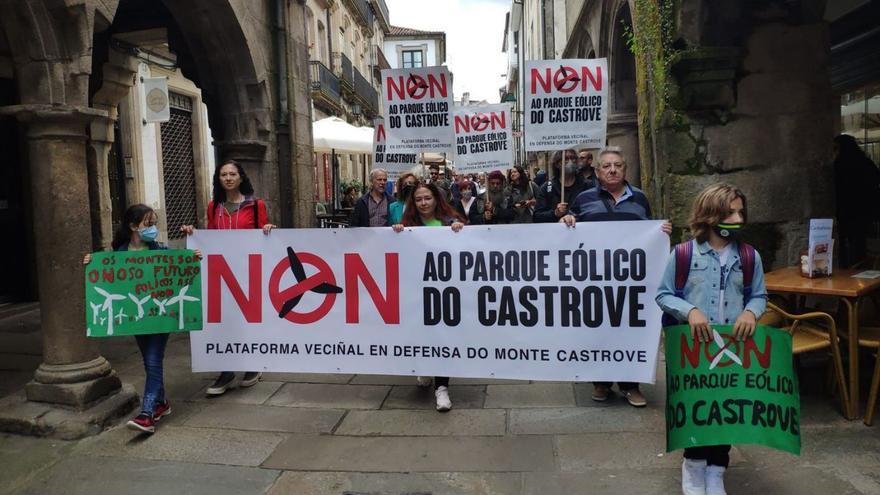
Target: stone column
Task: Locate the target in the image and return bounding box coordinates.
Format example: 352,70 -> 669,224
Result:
88,52 -> 137,250
0,106 -> 137,433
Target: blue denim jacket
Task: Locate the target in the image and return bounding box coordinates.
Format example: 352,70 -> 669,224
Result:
655,239 -> 768,325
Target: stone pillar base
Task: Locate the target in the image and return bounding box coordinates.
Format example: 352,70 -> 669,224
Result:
0,385 -> 138,440
25,356 -> 121,409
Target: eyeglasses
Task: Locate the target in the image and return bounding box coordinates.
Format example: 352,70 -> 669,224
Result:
598,162 -> 624,170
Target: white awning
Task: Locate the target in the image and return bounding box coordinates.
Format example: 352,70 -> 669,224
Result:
312,117 -> 373,153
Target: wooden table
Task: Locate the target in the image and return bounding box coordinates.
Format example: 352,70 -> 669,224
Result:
765,267 -> 880,419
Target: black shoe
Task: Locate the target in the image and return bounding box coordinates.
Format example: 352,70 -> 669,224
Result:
240,371 -> 262,388
206,372 -> 235,396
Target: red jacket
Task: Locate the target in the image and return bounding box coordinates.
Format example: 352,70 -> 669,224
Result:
207,196 -> 268,230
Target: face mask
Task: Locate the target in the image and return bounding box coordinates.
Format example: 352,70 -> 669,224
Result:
139,225 -> 159,242
713,223 -> 744,241
461,190 -> 473,199
563,162 -> 577,176
400,185 -> 414,200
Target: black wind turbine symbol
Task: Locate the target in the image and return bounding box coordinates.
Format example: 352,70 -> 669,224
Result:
406,74 -> 428,98
278,247 -> 343,318
555,65 -> 580,91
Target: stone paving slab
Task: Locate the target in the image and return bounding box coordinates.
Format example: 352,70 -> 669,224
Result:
349,373 -> 425,385
266,383 -> 390,409
0,433 -> 75,495
267,471 -> 523,495
189,380 -> 284,405
262,434 -> 556,472
484,383 -> 575,408
727,465 -> 867,494
509,406 -> 663,435
16,456 -> 281,495
184,404 -> 344,434
522,469 -> 680,495
381,385 -> 486,410
262,372 -> 354,384
738,427 -> 880,468
573,382 -> 665,408
334,409 -> 507,436
74,425 -> 286,467
451,377 -> 530,385
555,432 -> 682,471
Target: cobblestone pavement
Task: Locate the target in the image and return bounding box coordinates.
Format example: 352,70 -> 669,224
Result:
2,307 -> 880,494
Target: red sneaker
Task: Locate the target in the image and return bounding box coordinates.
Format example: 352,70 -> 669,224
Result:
153,401 -> 171,421
126,413 -> 156,433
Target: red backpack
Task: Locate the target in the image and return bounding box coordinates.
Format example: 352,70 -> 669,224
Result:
661,240 -> 757,326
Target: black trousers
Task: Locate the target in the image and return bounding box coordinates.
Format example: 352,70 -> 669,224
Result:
684,445 -> 731,467
594,381 -> 638,391
435,376 -> 449,388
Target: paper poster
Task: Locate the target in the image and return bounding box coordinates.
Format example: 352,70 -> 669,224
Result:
523,58 -> 608,152
85,250 -> 203,337
665,324 -> 801,455
381,66 -> 455,154
452,104 -> 514,174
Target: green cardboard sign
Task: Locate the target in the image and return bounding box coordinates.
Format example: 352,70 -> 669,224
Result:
665,324 -> 801,455
85,250 -> 203,337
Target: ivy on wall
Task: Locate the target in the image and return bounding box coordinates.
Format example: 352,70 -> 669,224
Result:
623,0 -> 679,127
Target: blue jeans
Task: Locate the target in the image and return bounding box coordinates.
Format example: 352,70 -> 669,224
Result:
135,333 -> 170,415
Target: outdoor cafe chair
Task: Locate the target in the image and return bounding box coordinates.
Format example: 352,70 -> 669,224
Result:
759,302 -> 851,419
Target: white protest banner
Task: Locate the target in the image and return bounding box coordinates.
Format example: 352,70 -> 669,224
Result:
373,118 -> 418,181
381,66 -> 455,154
452,104 -> 515,174
523,58 -> 608,151
188,222 -> 669,382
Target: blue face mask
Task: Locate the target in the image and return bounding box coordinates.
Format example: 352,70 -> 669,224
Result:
139,225 -> 159,242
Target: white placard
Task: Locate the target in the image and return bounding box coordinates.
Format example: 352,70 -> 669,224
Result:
523,58 -> 608,151
372,118 -> 418,181
452,104 -> 515,174
380,66 -> 455,154
142,76 -> 170,123
188,222 -> 669,382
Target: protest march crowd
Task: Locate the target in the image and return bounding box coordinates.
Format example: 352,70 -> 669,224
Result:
84,144 -> 768,495
78,59 -> 880,495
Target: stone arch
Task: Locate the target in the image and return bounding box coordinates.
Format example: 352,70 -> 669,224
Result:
609,1 -> 637,112
602,0 -> 640,184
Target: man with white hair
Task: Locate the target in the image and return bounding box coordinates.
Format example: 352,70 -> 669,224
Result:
349,168 -> 392,227
562,147 -> 672,407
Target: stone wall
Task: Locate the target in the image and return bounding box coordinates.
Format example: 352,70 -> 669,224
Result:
647,1 -> 834,268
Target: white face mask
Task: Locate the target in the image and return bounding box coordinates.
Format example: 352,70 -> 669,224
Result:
461,190 -> 473,199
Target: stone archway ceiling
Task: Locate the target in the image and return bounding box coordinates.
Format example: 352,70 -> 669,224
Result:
108,0 -> 270,144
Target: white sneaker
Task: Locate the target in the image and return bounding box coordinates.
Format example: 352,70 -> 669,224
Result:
435,386 -> 452,412
705,465 -> 727,495
416,376 -> 433,388
682,458 -> 707,495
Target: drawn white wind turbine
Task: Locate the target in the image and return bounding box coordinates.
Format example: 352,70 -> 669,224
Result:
114,307 -> 128,325
89,302 -> 102,325
167,285 -> 200,330
128,293 -> 152,320
153,297 -> 170,315
93,287 -> 126,335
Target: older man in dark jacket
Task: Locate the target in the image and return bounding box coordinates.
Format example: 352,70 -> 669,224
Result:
349,169 -> 393,227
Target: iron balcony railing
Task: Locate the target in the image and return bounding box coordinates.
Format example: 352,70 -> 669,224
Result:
334,52 -> 354,93
354,68 -> 378,116
309,60 -> 341,107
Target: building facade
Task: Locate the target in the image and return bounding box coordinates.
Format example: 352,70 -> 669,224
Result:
0,0 -> 317,436
503,0 -> 880,267
305,0 -> 391,203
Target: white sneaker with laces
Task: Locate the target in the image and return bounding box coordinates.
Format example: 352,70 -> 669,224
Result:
434,386 -> 452,412
416,376 -> 433,388
682,458 -> 707,495
705,465 -> 727,495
